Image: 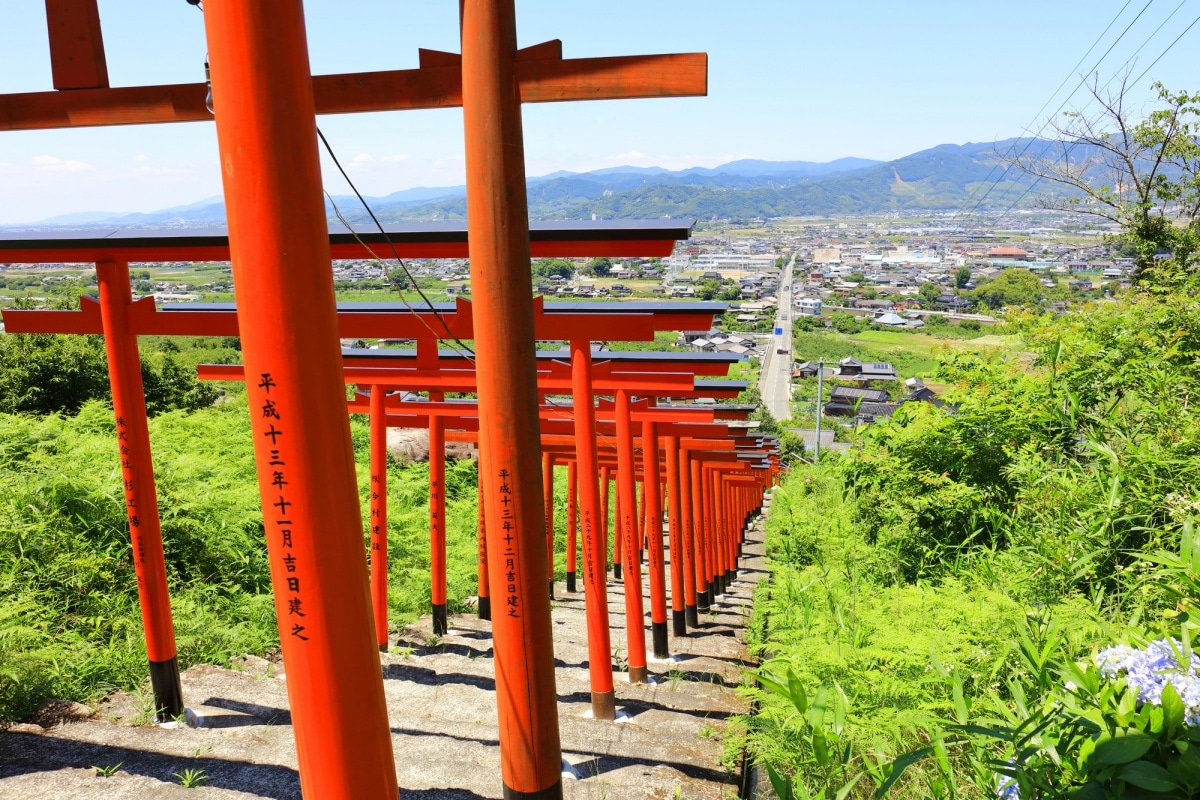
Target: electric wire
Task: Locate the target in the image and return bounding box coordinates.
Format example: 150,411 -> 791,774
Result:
184,0 -> 473,363
987,9 -> 1200,230
952,0 -> 1157,227
945,0 -> 1136,224
316,127 -> 477,362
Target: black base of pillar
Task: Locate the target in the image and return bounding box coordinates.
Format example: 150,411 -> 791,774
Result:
629,664 -> 649,684
613,563 -> 622,580
378,643 -> 388,653
478,595 -> 491,620
566,571 -> 576,593
503,779 -> 563,800
697,587 -> 711,611
591,690 -> 616,721
726,569 -> 735,585
432,603 -> 448,636
148,656 -> 184,722
652,621 -> 669,659
548,580 -> 555,599
685,604 -> 699,628
671,609 -> 686,637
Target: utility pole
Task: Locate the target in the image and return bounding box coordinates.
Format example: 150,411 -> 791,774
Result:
814,357 -> 824,464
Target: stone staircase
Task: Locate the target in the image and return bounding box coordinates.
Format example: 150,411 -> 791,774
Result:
0,509 -> 770,800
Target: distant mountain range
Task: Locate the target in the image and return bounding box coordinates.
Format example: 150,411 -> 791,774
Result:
22,140 -> 1064,229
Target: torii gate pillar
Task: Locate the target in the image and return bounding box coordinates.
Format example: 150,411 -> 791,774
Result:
204,3 -> 398,797
461,0 -> 564,797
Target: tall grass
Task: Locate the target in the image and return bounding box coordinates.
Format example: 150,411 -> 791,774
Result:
0,397 -> 511,722
747,278 -> 1200,797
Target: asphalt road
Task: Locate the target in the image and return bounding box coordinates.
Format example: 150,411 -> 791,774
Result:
759,254 -> 794,420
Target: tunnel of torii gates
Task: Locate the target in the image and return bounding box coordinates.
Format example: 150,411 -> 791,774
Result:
0,0 -> 787,797
197,349 -> 780,693
3,263 -> 779,709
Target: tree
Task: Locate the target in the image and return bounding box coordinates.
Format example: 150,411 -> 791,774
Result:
386,267 -> 411,289
0,334 -> 218,417
585,257 -> 613,277
965,268 -> 1044,309
955,265 -> 973,289
918,281 -> 942,305
695,279 -> 723,301
830,312 -> 866,334
531,258 -> 573,280
847,271 -> 868,285
1008,79 -> 1200,281
793,314 -> 820,332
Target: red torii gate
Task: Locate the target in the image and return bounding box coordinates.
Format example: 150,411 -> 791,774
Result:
5,0 -> 710,796
1,260 -> 710,722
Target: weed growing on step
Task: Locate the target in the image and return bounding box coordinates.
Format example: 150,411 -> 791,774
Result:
91,763 -> 120,778
174,768 -> 208,788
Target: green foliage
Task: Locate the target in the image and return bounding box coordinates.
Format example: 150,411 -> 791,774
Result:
955,266 -> 973,289
830,313 -> 867,335
749,271 -> 1200,797
0,334 -> 217,416
919,282 -> 942,305
585,257 -> 613,276
0,397 -> 489,723
965,268 -> 1045,310
174,768 -> 209,788
531,258 -> 573,280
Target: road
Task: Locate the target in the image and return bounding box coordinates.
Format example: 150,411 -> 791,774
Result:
759,254 -> 795,421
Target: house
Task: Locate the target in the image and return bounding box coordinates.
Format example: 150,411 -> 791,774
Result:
987,246 -> 1030,261
796,297 -> 822,316
872,311 -> 906,327
855,401 -> 903,423
933,294 -> 972,312
823,386 -> 890,416
794,361 -> 835,379
678,330 -> 712,345
836,357 -> 898,383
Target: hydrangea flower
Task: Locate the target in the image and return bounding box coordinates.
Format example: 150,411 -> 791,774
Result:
996,773 -> 1020,800
1095,638 -> 1200,726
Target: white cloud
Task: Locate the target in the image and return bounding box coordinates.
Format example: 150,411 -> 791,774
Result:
380,154 -> 409,162
132,154 -> 150,162
31,155 -> 94,172
348,153 -> 373,170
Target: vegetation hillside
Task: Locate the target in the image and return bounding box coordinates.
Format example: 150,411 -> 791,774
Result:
744,264 -> 1200,798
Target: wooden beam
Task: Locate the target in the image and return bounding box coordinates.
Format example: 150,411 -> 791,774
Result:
44,0 -> 109,90
0,52 -> 707,131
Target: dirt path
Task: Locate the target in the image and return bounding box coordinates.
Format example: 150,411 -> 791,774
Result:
0,510 -> 769,800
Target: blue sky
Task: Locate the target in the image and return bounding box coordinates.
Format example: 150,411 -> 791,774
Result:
0,0 -> 1196,223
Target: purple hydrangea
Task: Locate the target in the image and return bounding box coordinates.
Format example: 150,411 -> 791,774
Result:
1095,638 -> 1200,725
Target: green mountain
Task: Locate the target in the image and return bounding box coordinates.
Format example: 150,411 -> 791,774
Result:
369,139 -> 1048,222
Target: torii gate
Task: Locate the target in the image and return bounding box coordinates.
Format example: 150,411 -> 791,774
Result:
197,355 -> 743,713
4,1 -> 708,796
0,259 -> 707,722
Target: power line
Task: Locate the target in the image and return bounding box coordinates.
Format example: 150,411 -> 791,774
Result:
946,0 -> 1136,224
1131,7 -> 1200,84
952,0 -> 1157,226
989,9 -> 1200,229
316,127 -> 477,363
